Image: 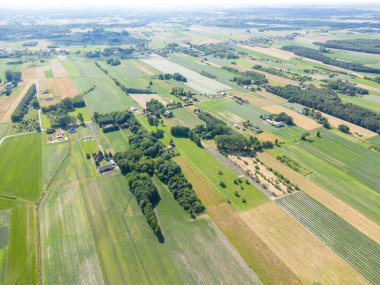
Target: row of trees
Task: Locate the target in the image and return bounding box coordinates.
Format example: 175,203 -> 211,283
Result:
11,84 -> 39,122
112,111 -> 205,238
128,173 -> 162,237
282,45 -> 380,74
267,85 -> 380,133
158,73 -> 187,82
95,62 -> 152,94
224,66 -> 268,86
170,126 -> 202,147
315,39 -> 380,55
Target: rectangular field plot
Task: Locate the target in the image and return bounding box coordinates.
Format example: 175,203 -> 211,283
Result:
141,56 -> 231,94
276,192 -> 380,285
130,93 -> 166,108
0,133 -> 42,201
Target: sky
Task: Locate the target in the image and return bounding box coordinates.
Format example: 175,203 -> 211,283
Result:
2,0 -> 380,9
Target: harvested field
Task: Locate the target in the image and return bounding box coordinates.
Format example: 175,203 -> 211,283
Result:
256,90 -> 288,104
49,62 -> 67,77
51,77 -> 78,98
321,112 -> 378,138
141,55 -> 230,94
129,93 -> 166,108
0,79 -> 35,122
240,45 -> 295,60
254,69 -> 297,85
241,202 -> 370,285
262,104 -> 321,130
276,192 -> 380,285
257,152 -> 380,244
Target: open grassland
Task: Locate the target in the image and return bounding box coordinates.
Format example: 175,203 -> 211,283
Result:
5,203 -> 37,285
142,55 -> 231,94
81,174 -> 183,285
241,202 -> 370,285
69,57 -> 136,114
257,152 -> 380,244
338,94 -> 380,113
0,133 -> 42,201
153,177 -> 262,285
41,151 -> 104,285
171,108 -> 204,128
275,130 -> 380,224
97,130 -> 129,153
0,123 -> 10,140
276,192 -> 380,285
0,209 -> 11,284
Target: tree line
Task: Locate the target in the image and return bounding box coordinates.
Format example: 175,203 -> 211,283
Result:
112,111 -> 205,239
315,39 -> 380,55
11,84 -> 39,123
323,79 -> 368,96
282,45 -> 380,74
267,85 -> 380,134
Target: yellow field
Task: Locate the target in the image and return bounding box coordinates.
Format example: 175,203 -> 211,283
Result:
241,202 -> 370,285
240,45 -> 295,60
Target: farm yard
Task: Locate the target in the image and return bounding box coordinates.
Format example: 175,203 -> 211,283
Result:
0,5 -> 380,285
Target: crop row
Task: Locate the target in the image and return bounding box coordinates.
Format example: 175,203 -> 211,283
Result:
276,192 -> 380,285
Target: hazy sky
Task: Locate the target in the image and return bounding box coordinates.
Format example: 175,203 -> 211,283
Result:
2,0 -> 380,8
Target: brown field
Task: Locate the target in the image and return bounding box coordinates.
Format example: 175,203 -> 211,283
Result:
257,152 -> 380,244
321,112 -> 377,138
174,155 -> 302,285
50,61 -> 67,77
131,60 -> 157,77
240,45 -> 295,60
129,93 -> 167,108
256,131 -> 279,142
0,79 -> 35,122
51,77 -> 77,98
262,105 -> 321,130
241,202 -> 370,285
256,90 -> 287,104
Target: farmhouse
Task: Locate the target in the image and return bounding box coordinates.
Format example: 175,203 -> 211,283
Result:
266,118 -> 285,128
97,163 -> 114,173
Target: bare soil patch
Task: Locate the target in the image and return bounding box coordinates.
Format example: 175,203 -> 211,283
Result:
241,45 -> 295,60
50,62 -> 67,77
257,152 -> 380,244
262,105 -> 320,130
241,202 -> 370,285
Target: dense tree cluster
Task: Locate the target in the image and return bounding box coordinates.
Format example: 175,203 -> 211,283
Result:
128,173 -> 162,237
5,70 -> 22,83
41,96 -> 85,128
106,58 -> 121,66
112,112 -> 205,228
267,85 -> 380,133
225,67 -> 268,86
315,39 -> 380,55
93,110 -> 131,132
158,73 -> 187,82
170,126 -> 190,137
282,45 -> 380,74
323,79 -> 368,96
195,111 -> 232,139
171,87 -> 192,97
302,108 -> 330,128
11,84 -> 39,122
274,112 -> 294,125
215,134 -> 251,151
146,99 -> 166,118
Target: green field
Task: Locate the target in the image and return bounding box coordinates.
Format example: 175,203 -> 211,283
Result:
0,133 -> 42,201
41,149 -> 104,285
68,57 -> 136,114
44,70 -> 53,78
272,130 -> 380,224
